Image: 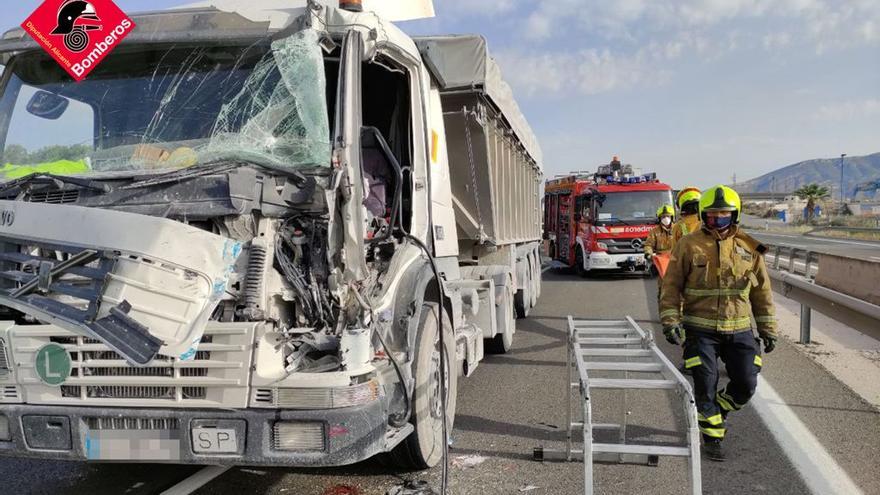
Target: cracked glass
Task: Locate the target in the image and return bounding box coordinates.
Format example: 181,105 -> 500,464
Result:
0,29 -> 330,178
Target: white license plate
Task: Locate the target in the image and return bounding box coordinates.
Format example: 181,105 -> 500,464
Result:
192,428 -> 238,453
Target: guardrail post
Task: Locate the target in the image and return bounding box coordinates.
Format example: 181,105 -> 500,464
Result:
804,251 -> 814,278
799,304 -> 812,344
772,246 -> 781,270
788,248 -> 798,274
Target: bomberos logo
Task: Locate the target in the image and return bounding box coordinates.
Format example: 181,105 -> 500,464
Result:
21,0 -> 135,82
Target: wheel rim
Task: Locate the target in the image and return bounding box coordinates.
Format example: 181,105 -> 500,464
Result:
428,335 -> 448,420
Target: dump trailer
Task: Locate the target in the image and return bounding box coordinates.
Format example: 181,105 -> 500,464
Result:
0,1 -> 542,469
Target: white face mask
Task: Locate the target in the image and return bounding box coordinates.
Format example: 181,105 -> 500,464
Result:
661,217 -> 672,226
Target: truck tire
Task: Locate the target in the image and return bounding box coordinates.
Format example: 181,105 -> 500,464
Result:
530,253 -> 540,305
388,303 -> 457,469
575,247 -> 588,278
485,285 -> 515,354
532,250 -> 542,300
515,262 -> 531,319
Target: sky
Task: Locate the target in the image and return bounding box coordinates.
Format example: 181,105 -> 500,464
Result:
3,0 -> 879,189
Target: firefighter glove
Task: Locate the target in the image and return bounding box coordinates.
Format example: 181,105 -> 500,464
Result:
663,325 -> 684,346
761,335 -> 776,354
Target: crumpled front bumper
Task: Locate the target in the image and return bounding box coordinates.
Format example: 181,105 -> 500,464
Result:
0,401 -> 389,467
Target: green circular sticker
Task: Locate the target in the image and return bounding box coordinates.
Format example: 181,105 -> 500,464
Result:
35,343 -> 72,386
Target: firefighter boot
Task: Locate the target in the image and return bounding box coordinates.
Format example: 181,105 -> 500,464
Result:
703,440 -> 726,462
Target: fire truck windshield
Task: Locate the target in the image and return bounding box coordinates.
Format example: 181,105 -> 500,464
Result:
596,190 -> 673,224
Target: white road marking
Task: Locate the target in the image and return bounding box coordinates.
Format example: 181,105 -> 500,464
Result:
160,466 -> 231,495
752,376 -> 864,495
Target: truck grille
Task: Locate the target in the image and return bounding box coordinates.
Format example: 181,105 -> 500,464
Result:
85,417 -> 179,430
9,323 -> 256,408
0,338 -> 9,376
605,238 -> 646,254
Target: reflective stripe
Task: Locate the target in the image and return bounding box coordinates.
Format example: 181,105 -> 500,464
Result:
660,309 -> 679,319
755,315 -> 777,323
699,426 -> 726,438
684,287 -> 750,297
698,413 -> 724,426
718,391 -> 743,411
684,356 -> 702,369
754,355 -> 763,367
683,315 -> 752,330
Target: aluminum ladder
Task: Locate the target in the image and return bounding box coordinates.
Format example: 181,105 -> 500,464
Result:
534,316 -> 702,495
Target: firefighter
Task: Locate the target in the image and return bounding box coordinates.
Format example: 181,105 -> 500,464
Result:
672,187 -> 702,245
659,185 -> 777,462
645,204 -> 675,301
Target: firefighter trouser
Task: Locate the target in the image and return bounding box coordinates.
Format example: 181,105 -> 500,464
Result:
682,328 -> 763,441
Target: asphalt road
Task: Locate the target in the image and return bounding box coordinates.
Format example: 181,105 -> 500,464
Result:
3,270 -> 880,495
749,231 -> 880,263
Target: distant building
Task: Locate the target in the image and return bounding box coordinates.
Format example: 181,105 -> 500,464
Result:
847,202 -> 880,217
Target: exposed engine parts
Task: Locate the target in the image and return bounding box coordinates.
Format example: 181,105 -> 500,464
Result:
274,216 -> 335,331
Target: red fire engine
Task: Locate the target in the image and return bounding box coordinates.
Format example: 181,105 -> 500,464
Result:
544,163 -> 674,275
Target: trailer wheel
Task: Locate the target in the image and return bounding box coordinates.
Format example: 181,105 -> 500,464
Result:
575,247 -> 588,278
486,285 -> 515,354
515,262 -> 531,319
533,250 -> 542,300
388,303 -> 457,469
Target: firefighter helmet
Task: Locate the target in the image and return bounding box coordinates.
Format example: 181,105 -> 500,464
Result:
656,204 -> 675,219
700,185 -> 742,225
677,187 -> 701,210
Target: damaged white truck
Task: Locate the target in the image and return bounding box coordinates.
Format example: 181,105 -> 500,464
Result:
0,1 -> 543,468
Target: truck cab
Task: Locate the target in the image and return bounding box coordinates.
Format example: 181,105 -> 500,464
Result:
0,2 -> 543,470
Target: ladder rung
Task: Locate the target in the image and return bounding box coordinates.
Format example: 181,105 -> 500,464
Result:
580,349 -> 653,358
570,422 -> 622,430
578,337 -> 642,345
592,443 -> 691,457
583,362 -> 664,372
572,320 -> 629,327
588,378 -> 678,390
575,328 -> 634,335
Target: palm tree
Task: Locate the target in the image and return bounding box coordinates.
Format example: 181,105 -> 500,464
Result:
794,183 -> 830,224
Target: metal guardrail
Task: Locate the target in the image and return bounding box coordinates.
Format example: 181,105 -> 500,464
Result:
763,244 -> 880,342
806,226 -> 880,236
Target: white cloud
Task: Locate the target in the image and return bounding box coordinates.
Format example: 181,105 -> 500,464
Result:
497,47 -> 673,96
525,12 -> 552,40
813,99 -> 880,121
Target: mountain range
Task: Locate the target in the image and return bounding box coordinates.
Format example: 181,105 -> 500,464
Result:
735,152 -> 880,199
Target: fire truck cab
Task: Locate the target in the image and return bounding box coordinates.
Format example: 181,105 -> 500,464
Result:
544,164 -> 673,275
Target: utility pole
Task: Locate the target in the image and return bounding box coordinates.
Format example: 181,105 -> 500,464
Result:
839,153 -> 847,206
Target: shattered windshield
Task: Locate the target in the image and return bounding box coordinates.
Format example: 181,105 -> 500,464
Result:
0,29 -> 331,179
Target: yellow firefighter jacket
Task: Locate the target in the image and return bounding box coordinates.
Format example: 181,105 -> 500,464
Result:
644,225 -> 673,257
659,225 -> 777,337
672,214 -> 702,245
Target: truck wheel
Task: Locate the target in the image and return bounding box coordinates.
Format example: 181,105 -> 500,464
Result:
485,286 -> 515,354
389,303 -> 457,469
529,256 -> 539,308
533,250 -> 542,299
515,264 -> 531,319
575,247 -> 588,278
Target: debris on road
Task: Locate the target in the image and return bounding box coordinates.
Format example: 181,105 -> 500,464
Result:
519,485 -> 540,492
451,454 -> 488,469
386,480 -> 438,495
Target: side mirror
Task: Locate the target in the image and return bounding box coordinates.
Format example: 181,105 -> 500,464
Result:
26,91 -> 69,120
